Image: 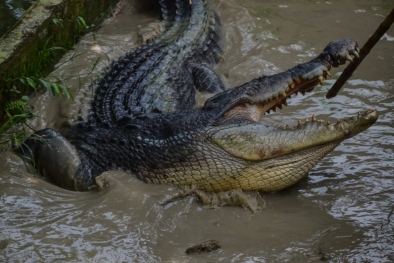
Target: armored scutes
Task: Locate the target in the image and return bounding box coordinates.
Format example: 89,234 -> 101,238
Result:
18,0 -> 377,192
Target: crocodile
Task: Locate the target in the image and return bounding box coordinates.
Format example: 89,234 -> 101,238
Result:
18,0 -> 378,192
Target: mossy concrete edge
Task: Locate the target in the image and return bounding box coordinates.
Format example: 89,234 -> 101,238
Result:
0,0 -> 121,121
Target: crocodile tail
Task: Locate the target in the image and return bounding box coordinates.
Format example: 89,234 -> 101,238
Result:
193,2 -> 223,64
87,0 -> 223,127
159,0 -> 177,24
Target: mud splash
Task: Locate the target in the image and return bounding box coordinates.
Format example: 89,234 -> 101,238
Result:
1,0 -> 393,262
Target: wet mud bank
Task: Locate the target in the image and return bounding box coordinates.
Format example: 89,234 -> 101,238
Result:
0,0 -> 121,120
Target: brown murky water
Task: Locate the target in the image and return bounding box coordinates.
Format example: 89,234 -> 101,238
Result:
1,0 -> 393,262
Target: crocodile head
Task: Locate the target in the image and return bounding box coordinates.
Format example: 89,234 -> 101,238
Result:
170,38 -> 379,192
206,108 -> 378,191
132,59 -> 378,192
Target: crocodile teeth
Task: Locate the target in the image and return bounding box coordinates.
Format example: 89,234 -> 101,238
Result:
318,76 -> 324,85
345,54 -> 354,63
349,49 -> 360,58
312,115 -> 317,122
298,119 -> 302,125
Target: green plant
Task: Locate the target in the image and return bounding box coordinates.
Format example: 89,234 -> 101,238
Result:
19,76 -> 73,99
0,96 -> 34,151
52,18 -> 64,28
76,16 -> 89,33
0,16 -> 105,154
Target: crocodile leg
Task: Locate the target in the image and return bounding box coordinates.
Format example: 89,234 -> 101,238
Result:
16,129 -> 80,190
188,62 -> 225,93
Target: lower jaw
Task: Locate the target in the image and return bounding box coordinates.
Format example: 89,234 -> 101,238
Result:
204,141 -> 342,192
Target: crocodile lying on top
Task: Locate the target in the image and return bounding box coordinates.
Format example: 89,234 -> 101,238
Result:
19,0 -> 377,192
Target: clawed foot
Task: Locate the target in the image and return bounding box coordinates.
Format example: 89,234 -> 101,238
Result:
160,186 -> 262,213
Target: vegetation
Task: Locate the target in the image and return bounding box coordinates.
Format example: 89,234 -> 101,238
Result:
0,16 -> 101,153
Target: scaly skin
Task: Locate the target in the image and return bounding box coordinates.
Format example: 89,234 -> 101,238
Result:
17,0 -> 378,192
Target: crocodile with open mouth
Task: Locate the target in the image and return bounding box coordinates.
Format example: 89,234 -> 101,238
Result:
18,0 -> 378,192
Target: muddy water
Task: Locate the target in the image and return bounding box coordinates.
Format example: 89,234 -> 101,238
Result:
1,0 -> 394,262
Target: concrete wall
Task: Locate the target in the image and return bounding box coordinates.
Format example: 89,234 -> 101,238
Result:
0,0 -> 121,122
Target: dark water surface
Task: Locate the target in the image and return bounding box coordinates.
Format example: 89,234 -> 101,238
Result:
1,0 -> 394,262
0,0 -> 35,37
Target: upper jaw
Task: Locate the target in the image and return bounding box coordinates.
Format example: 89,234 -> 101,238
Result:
213,39 -> 361,125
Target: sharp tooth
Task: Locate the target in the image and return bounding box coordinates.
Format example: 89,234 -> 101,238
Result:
346,54 -> 354,63
327,121 -> 331,125
305,118 -> 309,122
298,119 -> 302,125
350,49 -> 360,58
282,92 -> 287,97
337,119 -> 341,124
318,76 -> 324,85
326,71 -> 331,77
312,115 -> 317,122
289,83 -> 295,89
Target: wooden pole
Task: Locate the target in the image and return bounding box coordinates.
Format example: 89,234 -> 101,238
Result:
326,8 -> 394,99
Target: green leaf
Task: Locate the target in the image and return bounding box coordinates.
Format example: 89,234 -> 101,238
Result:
50,83 -> 60,96
26,77 -> 37,89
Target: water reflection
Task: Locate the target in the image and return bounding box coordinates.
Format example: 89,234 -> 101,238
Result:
1,0 -> 394,262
